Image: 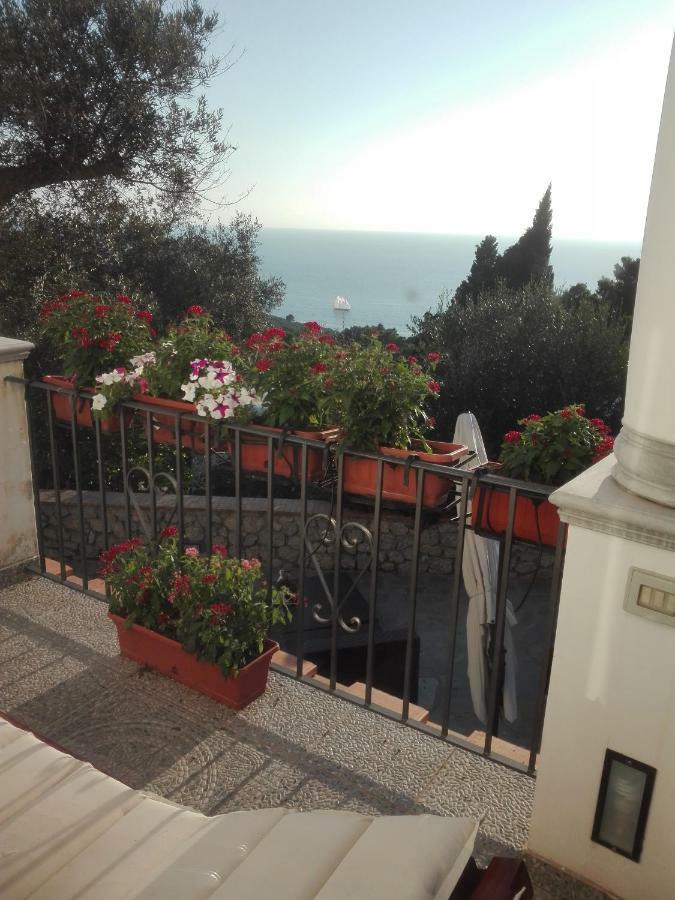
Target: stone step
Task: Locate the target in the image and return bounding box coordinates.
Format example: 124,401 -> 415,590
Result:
271,650 -> 318,678
343,682 -> 430,723
466,730 -> 536,768
44,558 -> 74,578
65,575 -> 106,596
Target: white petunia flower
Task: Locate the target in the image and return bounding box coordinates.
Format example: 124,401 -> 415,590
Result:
92,393 -> 107,410
181,382 -> 197,402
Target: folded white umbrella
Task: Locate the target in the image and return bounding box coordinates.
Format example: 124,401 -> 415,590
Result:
453,412 -> 518,724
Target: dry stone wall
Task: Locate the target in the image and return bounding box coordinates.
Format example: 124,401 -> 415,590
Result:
38,490 -> 549,579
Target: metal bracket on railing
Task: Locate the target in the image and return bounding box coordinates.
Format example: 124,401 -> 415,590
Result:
303,513 -> 374,634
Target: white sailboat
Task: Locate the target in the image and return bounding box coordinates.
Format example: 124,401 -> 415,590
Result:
333,295 -> 351,330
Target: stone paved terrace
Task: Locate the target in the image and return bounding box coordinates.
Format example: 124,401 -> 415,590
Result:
0,575 -> 609,899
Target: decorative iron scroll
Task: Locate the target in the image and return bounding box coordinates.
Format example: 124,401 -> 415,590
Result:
303,513 -> 374,634
126,466 -> 178,541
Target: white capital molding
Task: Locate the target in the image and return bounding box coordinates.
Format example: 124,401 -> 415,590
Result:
0,336 -> 34,363
613,424 -> 675,508
550,455 -> 675,553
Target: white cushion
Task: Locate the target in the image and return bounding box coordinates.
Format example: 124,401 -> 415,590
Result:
0,718 -> 478,899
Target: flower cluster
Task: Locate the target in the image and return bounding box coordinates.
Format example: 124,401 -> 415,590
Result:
100,531 -> 291,676
38,289 -> 154,384
498,404 -> 614,486
181,359 -> 259,421
91,352 -> 156,416
241,322 -> 345,430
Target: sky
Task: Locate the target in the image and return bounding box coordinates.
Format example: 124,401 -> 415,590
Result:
203,1 -> 674,241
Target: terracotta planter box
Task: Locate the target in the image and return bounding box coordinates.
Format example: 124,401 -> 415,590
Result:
342,441 -> 467,508
138,394 -> 209,452
472,483 -> 565,548
231,425 -> 338,481
109,613 -> 278,709
43,375 -> 129,433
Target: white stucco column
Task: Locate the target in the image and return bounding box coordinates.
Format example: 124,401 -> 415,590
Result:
529,40 -> 675,899
0,336 -> 38,575
613,39 -> 675,505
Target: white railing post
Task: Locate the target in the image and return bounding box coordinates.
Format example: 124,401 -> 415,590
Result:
0,336 -> 38,576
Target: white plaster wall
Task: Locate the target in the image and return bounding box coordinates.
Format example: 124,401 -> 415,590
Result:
0,357 -> 38,570
622,39 -> 675,445
528,526 -> 675,899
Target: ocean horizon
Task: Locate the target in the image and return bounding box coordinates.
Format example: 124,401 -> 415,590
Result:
258,227 -> 642,334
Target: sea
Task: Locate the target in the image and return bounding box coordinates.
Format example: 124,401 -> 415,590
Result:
257,228 -> 642,334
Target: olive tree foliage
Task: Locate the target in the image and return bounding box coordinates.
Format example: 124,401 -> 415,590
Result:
0,183 -> 284,359
412,282 -> 628,455
0,0 -> 230,210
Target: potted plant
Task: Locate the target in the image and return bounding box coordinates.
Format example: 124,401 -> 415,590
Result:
473,405 -> 614,546
38,289 -> 155,430
337,340 -> 467,506
236,321 -> 341,479
101,528 -> 292,709
92,306 -> 243,450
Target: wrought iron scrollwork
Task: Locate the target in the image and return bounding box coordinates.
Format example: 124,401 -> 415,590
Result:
303,513 -> 374,634
126,466 -> 178,541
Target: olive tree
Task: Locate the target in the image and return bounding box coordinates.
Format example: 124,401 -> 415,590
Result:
0,0 -> 229,207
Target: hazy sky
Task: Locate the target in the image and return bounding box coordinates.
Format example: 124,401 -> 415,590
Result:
204,1 -> 673,241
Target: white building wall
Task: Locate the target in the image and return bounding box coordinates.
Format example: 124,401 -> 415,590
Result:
529,520 -> 675,898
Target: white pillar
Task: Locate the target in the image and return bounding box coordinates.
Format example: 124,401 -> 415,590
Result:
614,39 -> 675,505
529,40 -> 675,899
0,337 -> 38,575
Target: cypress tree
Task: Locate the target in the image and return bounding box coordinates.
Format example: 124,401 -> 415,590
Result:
497,185 -> 553,289
454,234 -> 500,305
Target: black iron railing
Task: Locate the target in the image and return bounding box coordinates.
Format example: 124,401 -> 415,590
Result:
10,376 -> 567,774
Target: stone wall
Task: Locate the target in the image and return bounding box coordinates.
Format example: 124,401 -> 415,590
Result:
38,490 -> 459,578
38,489 -> 549,579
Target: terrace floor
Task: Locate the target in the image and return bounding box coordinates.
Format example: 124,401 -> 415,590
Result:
0,575 -> 608,899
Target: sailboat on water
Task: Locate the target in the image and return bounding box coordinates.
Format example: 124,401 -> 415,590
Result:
333,295 -> 351,330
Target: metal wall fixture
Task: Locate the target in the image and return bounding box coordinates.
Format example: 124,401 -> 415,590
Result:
591,749 -> 656,862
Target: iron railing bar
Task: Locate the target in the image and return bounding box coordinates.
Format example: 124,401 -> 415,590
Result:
204,422 -> 212,555
528,520 -> 567,772
402,469 -> 425,721
93,417 -> 110,552
365,459 -> 384,706
25,384 -> 45,573
484,486 -> 517,757
234,430 -> 242,558
330,452 -> 345,690
45,394 -> 66,579
145,410 -> 157,541
26,565 -> 107,601
266,436 -> 275,595
441,477 -> 470,736
296,443 -> 308,678
174,413 -> 184,555
120,407 -> 132,538
69,394 -> 88,590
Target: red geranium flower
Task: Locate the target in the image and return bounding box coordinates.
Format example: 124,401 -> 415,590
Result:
303,321 -> 322,335
115,294 -> 132,304
135,310 -> 153,322
427,351 -> 441,363
319,334 -> 335,345
185,304 -> 204,317
94,304 -> 110,318
212,544 -> 228,558
427,380 -> 441,393
256,358 -> 272,371
309,362 -> 328,374
161,525 -> 178,538
202,574 -> 217,584
504,430 -> 521,443
385,342 -> 399,352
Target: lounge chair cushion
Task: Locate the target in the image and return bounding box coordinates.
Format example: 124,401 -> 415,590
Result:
0,718 -> 477,900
